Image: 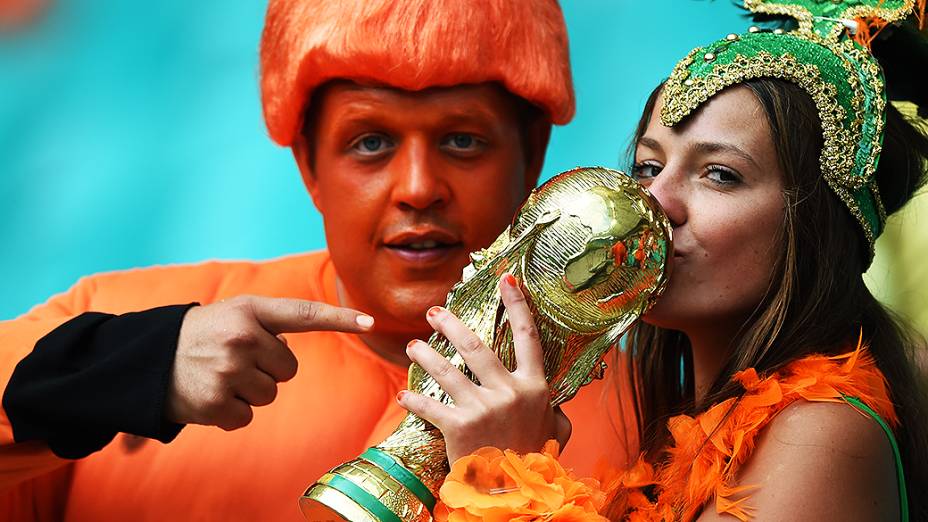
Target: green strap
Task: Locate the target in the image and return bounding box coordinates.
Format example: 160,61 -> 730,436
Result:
324,474 -> 402,522
360,447 -> 437,513
842,395 -> 909,522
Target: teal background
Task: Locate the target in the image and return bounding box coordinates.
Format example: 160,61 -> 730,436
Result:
0,1 -> 872,321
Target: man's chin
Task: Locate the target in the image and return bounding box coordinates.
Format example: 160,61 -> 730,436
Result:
363,283 -> 456,333
393,292 -> 451,323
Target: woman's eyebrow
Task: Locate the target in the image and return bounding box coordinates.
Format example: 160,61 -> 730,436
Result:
637,136 -> 662,152
692,141 -> 760,170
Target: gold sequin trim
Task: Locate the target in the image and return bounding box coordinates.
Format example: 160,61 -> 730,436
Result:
742,0 -> 915,41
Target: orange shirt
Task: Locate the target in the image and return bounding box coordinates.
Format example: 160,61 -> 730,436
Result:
0,251 -> 635,521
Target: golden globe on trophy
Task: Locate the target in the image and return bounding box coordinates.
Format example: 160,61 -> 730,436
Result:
300,166 -> 672,522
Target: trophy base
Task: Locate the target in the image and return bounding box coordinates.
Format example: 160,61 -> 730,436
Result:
300,483 -> 377,522
299,449 -> 435,522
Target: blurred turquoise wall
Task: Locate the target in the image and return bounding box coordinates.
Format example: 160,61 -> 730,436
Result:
0,1 -> 750,319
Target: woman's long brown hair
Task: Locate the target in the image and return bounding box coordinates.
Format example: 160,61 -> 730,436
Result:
616,78 -> 928,518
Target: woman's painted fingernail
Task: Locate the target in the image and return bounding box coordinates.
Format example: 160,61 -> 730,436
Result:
406,339 -> 418,351
356,314 -> 375,328
503,273 -> 518,287
427,306 -> 442,318
396,390 -> 407,402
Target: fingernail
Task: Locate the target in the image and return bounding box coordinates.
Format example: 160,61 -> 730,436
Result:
396,390 -> 407,402
406,339 -> 419,351
503,273 -> 518,288
356,314 -> 374,328
427,306 -> 442,318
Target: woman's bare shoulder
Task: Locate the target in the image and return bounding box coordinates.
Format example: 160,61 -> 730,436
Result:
698,400 -> 899,521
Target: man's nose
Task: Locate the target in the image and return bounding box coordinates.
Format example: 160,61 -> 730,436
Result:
389,138 -> 450,210
644,169 -> 686,228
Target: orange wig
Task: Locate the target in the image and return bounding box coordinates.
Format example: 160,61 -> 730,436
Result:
259,0 -> 574,146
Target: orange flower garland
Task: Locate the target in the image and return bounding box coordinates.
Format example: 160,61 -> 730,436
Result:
436,441 -> 611,522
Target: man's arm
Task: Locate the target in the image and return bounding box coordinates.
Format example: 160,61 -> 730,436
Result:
0,275 -> 113,488
3,304 -> 196,459
0,275 -> 373,488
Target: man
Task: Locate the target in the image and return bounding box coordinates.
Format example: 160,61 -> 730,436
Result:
0,1 -> 634,519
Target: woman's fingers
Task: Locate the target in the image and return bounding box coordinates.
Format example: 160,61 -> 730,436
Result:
396,390 -> 454,429
500,274 -> 545,378
403,282 -> 560,464
426,306 -> 509,387
406,340 -> 478,403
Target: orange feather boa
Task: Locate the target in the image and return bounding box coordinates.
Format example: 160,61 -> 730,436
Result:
437,341 -> 897,521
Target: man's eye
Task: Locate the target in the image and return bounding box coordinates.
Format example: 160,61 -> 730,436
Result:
441,133 -> 484,154
451,134 -> 474,148
351,134 -> 394,156
632,162 -> 662,180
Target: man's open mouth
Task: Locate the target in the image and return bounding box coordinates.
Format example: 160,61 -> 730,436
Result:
383,230 -> 463,261
386,240 -> 459,251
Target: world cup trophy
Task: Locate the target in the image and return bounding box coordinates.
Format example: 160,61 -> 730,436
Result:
300,166 -> 672,521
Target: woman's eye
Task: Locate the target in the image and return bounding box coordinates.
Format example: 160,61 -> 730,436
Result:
441,133 -> 484,155
706,166 -> 741,185
632,162 -> 662,180
351,134 -> 394,156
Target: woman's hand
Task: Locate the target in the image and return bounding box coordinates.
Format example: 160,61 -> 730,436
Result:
396,273 -> 571,464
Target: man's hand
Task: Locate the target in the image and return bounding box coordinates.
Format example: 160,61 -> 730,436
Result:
166,295 -> 373,430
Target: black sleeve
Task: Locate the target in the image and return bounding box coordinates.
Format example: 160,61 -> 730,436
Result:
2,303 -> 198,459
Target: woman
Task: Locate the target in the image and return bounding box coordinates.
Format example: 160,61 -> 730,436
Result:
398,3 -> 928,520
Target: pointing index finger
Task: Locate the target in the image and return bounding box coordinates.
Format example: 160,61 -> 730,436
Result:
248,296 -> 374,335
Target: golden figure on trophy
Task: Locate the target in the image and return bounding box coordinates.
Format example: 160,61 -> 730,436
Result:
300,166 -> 673,522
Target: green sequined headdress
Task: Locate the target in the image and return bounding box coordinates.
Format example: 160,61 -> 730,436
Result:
661,0 -> 920,257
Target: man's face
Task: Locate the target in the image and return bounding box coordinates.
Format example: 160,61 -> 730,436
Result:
296,82 -> 547,340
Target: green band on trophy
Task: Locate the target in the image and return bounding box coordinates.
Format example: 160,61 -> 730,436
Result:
325,475 -> 402,522
360,447 -> 437,513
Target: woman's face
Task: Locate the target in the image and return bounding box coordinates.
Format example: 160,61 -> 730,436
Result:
635,86 -> 785,336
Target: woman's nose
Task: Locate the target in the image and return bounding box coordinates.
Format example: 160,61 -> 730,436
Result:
644,169 -> 686,228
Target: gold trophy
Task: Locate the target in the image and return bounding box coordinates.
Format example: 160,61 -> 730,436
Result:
300,166 -> 672,522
